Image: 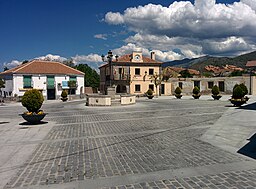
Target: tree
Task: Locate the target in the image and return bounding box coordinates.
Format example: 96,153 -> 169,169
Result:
150,72 -> 163,97
22,60 -> 29,64
179,69 -> 193,78
3,67 -> 8,71
63,59 -> 75,67
74,64 -> 100,88
0,78 -> 5,96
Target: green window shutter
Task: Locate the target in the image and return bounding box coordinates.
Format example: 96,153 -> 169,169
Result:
47,76 -> 55,89
23,75 -> 32,88
69,76 -> 77,81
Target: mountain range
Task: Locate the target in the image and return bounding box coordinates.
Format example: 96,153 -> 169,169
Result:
162,51 -> 256,72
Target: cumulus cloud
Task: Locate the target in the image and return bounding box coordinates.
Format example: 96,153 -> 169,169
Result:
111,43 -> 186,62
104,0 -> 256,57
105,12 -> 124,24
241,0 -> 256,11
36,54 -> 67,62
202,36 -> 255,55
72,54 -> 103,70
4,60 -> 22,69
94,34 -> 108,40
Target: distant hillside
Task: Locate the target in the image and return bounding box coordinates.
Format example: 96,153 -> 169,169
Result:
162,51 -> 256,72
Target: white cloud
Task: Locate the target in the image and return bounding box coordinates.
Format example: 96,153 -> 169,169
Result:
72,54 -> 103,70
105,12 -> 124,24
104,0 -> 256,56
94,34 -> 108,40
4,60 -> 22,69
111,43 -> 185,62
36,54 -> 67,62
241,0 -> 256,11
202,36 -> 255,55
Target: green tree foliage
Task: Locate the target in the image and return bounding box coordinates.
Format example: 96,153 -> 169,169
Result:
232,86 -> 244,99
146,88 -> 153,96
63,59 -> 75,67
192,86 -> 200,95
229,70 -> 244,77
174,87 -> 182,95
22,89 -> 44,112
179,69 -> 193,78
211,85 -> 220,96
61,90 -> 68,98
74,64 -> 100,88
3,67 -> 8,71
232,83 -> 248,98
0,78 -> 5,89
22,60 -> 29,64
239,83 -> 248,96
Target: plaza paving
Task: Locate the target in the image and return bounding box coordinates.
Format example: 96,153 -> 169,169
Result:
0,96 -> 256,189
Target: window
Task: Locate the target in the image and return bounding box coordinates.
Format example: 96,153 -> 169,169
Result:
47,76 -> 55,89
135,85 -> 141,92
149,84 -> 154,91
149,68 -> 154,75
23,75 -> 32,88
69,76 -> 77,95
194,81 -> 200,88
208,81 -> 214,89
135,68 -> 140,75
178,82 -> 183,89
219,81 -> 225,92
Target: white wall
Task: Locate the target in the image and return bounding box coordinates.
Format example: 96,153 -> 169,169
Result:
7,74 -> 84,99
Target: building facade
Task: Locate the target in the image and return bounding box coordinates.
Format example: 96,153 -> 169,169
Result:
0,60 -> 84,100
170,76 -> 256,95
99,50 -> 172,96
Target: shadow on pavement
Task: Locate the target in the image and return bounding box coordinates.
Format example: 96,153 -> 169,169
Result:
238,102 -> 256,111
238,133 -> 256,159
19,121 -> 48,127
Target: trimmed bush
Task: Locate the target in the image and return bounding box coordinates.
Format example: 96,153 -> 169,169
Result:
192,86 -> 200,95
211,85 -> 220,96
239,83 -> 248,96
146,88 -> 153,96
174,87 -> 182,95
61,90 -> 68,98
22,89 -> 44,112
232,85 -> 244,99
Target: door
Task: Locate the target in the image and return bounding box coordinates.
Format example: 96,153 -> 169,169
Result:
219,81 -> 225,92
47,89 -> 55,100
161,84 -> 165,95
47,76 -> 55,100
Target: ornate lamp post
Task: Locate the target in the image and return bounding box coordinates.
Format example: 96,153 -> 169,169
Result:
101,50 -> 114,87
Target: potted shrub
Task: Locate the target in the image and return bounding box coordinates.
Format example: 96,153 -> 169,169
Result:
230,84 -> 248,106
192,86 -> 201,99
211,85 -> 222,100
20,89 -> 46,123
146,88 -> 154,99
174,86 -> 182,99
61,90 -> 68,102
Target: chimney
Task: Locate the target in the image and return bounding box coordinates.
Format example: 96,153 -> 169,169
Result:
151,52 -> 155,60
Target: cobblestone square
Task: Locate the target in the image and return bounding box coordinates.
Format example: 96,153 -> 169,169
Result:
1,98 -> 256,189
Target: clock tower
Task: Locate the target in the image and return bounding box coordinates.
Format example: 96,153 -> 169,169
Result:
132,50 -> 143,63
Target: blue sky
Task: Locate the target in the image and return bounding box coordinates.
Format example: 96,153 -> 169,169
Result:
1,0 -> 256,71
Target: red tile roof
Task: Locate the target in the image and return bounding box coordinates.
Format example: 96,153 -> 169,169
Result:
166,67 -> 200,75
99,54 -> 161,68
246,61 -> 256,67
0,60 -> 84,76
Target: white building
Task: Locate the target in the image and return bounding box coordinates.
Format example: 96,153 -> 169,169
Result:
0,60 -> 84,100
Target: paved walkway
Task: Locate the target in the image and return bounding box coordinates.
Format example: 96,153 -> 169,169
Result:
0,96 -> 255,189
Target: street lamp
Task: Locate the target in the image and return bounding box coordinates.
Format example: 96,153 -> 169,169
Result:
101,50 -> 115,87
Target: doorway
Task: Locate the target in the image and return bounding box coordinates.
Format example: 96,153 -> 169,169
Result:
47,89 -> 55,100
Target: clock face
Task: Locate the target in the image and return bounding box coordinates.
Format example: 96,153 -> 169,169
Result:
134,54 -> 141,61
